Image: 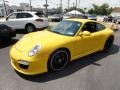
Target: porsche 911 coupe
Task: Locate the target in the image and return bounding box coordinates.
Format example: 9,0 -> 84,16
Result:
10,19 -> 114,75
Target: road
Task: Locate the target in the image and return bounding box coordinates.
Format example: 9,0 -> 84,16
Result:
0,23 -> 120,90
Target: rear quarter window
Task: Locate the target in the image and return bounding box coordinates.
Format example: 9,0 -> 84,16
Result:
26,13 -> 33,18
96,23 -> 106,31
16,13 -> 33,18
35,13 -> 44,17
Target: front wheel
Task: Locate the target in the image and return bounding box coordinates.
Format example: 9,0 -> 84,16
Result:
48,49 -> 70,71
25,24 -> 36,33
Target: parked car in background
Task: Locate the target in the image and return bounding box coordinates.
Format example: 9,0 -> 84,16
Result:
0,12 -> 49,33
70,15 -> 88,19
113,16 -> 120,24
0,24 -> 16,40
87,14 -> 97,20
48,14 -> 63,22
107,16 -> 114,22
63,14 -> 72,19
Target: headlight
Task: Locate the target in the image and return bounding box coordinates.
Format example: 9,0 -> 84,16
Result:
28,45 -> 41,56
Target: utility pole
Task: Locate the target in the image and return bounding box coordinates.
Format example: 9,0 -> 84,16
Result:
78,0 -> 80,8
75,0 -> 77,16
68,0 -> 70,9
3,0 -> 7,17
43,0 -> 48,17
60,0 -> 62,13
45,0 -> 48,17
76,0 -> 77,9
29,0 -> 32,11
73,2 -> 75,8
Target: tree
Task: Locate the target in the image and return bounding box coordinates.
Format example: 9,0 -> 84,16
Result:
64,7 -> 84,14
88,3 -> 112,15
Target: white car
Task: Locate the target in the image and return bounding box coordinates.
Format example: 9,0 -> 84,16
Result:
0,12 -> 49,33
88,15 -> 97,21
113,16 -> 120,24
63,14 -> 72,19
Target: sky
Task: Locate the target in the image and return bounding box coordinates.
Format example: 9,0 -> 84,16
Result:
1,0 -> 120,9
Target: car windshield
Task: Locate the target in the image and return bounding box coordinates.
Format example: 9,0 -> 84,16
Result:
48,20 -> 82,36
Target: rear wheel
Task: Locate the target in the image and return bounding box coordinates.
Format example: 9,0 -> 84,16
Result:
25,24 -> 36,33
103,36 -> 114,51
48,49 -> 70,71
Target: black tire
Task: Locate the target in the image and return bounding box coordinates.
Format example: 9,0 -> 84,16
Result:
103,36 -> 114,51
48,49 -> 70,71
25,24 -> 36,33
1,37 -> 11,41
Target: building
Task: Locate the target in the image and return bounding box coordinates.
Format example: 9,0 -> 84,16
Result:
0,3 -> 59,17
10,5 -> 23,12
20,3 -> 30,11
0,4 -> 10,17
111,7 -> 120,16
0,3 -> 31,17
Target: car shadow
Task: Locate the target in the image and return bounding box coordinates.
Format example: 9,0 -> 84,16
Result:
17,44 -> 120,83
0,39 -> 18,49
16,29 -> 26,34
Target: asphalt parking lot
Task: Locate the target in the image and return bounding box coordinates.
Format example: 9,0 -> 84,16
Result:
0,22 -> 120,90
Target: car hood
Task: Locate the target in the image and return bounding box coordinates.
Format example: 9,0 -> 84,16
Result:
15,30 -> 72,52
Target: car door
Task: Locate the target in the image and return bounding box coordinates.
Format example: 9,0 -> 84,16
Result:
88,22 -> 106,51
15,13 -> 33,29
74,22 -> 105,57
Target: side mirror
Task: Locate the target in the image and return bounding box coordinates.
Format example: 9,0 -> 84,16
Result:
79,31 -> 91,36
6,17 -> 9,21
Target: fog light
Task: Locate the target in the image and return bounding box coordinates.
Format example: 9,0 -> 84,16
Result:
18,60 -> 29,65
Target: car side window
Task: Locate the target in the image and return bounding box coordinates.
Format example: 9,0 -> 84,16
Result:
16,13 -> 25,18
17,13 -> 29,18
7,13 -> 17,19
96,23 -> 105,31
25,13 -> 33,18
35,13 -> 44,17
16,13 -> 33,19
82,22 -> 96,33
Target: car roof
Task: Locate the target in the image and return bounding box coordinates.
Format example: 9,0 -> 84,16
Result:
12,11 -> 37,14
65,18 -> 96,23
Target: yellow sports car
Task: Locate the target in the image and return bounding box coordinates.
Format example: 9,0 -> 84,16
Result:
10,19 -> 114,75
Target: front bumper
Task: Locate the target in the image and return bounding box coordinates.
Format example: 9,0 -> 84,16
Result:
10,47 -> 49,75
11,58 -> 48,75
